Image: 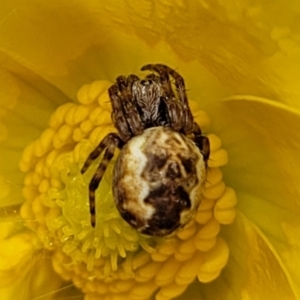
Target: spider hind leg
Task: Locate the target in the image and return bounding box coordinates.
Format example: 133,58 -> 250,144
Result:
192,122 -> 210,163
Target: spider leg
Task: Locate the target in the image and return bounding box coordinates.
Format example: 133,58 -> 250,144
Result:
142,64 -> 194,133
81,133 -> 122,227
109,84 -> 132,141
141,64 -> 183,131
116,75 -> 144,136
164,67 -> 194,133
145,73 -> 159,81
80,133 -> 121,173
192,122 -> 210,163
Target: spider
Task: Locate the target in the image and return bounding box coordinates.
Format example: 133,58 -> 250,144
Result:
81,64 -> 210,236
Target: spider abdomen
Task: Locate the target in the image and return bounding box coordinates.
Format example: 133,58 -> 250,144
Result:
113,126 -> 206,237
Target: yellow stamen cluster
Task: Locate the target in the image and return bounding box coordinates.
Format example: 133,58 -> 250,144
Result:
19,80 -> 237,300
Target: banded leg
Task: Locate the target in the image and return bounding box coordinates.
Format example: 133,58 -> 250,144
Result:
116,75 -> 143,136
109,84 -> 132,141
81,133 -> 122,227
164,66 -> 194,133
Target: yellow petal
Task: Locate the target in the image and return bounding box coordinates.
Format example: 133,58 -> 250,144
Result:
178,212 -> 298,300
0,52 -> 70,206
211,96 -> 300,298
0,219 -> 64,299
1,1 -> 300,299
2,0 -> 300,108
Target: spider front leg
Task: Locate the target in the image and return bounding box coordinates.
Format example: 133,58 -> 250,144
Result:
109,84 -> 132,142
116,75 -> 144,136
165,67 -> 194,134
81,133 -> 123,227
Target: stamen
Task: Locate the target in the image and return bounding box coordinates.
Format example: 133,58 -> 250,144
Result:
19,80 -> 237,300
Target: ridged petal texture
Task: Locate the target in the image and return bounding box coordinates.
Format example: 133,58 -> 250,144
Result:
0,0 -> 300,299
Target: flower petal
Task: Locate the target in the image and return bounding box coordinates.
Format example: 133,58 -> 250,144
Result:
0,52 -> 70,206
178,212 -> 298,300
1,0 -> 284,104
0,219 -> 64,300
210,96 -> 300,298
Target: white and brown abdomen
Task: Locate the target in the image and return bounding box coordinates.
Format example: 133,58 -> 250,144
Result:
113,126 -> 206,237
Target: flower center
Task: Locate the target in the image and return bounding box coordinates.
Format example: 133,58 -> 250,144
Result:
19,80 -> 237,299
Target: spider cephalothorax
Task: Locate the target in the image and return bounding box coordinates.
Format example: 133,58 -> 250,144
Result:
81,64 -> 210,236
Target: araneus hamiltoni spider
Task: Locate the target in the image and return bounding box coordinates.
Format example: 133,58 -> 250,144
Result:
81,64 -> 210,237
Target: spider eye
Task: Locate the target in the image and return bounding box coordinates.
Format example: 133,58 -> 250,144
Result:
140,79 -> 152,85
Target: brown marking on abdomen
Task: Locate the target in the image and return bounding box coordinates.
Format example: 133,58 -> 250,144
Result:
142,184 -> 191,236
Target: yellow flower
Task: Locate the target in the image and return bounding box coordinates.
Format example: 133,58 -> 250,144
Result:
0,1 -> 300,300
